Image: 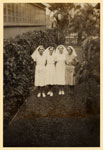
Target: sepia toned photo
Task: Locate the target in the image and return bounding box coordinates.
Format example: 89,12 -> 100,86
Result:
3,3 -> 100,147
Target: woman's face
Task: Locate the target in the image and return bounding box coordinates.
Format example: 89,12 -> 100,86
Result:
49,47 -> 54,55
58,46 -> 63,54
38,47 -> 44,55
67,47 -> 72,55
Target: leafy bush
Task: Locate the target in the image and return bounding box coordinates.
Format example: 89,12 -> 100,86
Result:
76,35 -> 100,106
82,36 -> 100,82
4,29 -> 58,100
75,35 -> 100,114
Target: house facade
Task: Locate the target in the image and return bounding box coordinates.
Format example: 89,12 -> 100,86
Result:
4,3 -> 46,39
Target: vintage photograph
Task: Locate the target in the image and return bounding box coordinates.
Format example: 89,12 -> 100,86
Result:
3,3 -> 100,147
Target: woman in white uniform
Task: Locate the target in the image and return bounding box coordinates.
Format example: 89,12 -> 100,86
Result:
31,45 -> 46,98
55,45 -> 67,95
45,46 -> 56,96
65,46 -> 78,94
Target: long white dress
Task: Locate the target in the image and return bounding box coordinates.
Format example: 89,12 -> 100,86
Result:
45,52 -> 56,85
55,53 -> 66,85
31,52 -> 46,87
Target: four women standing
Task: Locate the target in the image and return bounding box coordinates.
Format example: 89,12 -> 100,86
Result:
31,45 -> 78,98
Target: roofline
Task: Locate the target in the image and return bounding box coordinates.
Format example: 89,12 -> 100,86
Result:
31,3 -> 46,10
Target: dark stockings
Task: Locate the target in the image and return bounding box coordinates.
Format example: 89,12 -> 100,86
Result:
38,86 -> 45,93
69,85 -> 74,94
48,85 -> 53,92
59,85 -> 64,91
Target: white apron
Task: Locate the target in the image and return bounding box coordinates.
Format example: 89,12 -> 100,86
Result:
45,53 -> 56,85
55,53 -> 66,85
31,52 -> 46,87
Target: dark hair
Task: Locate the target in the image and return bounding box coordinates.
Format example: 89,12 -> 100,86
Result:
49,46 -> 55,50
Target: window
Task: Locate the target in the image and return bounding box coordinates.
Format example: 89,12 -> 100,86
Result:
4,3 -> 46,26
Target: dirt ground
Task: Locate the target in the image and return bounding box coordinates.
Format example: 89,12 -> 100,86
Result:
3,46 -> 100,147
4,82 -> 100,147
